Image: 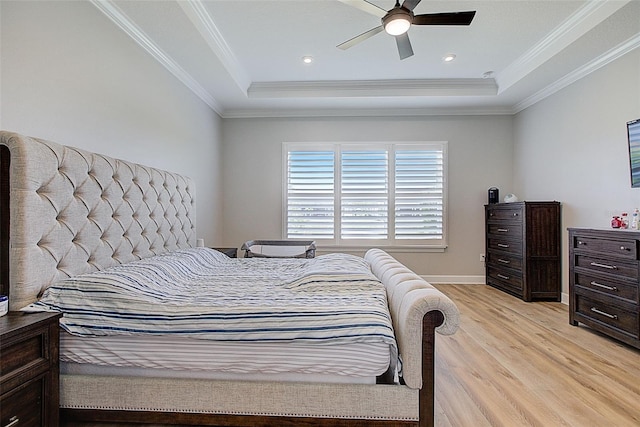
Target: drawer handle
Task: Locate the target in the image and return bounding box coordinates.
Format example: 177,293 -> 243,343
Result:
590,307 -> 618,320
620,246 -> 630,251
497,274 -> 510,280
589,281 -> 618,292
5,416 -> 19,427
497,228 -> 509,232
589,262 -> 617,270
513,213 -> 519,217
497,243 -> 510,248
498,258 -> 511,264
578,240 -> 586,245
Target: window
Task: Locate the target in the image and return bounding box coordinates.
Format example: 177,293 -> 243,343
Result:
284,142 -> 447,249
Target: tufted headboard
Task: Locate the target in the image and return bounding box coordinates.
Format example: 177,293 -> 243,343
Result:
0,131 -> 196,310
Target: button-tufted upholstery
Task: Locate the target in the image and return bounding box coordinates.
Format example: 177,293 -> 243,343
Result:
365,248 -> 459,389
1,131 -> 196,310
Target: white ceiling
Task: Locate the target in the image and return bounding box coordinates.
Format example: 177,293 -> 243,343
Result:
93,0 -> 640,118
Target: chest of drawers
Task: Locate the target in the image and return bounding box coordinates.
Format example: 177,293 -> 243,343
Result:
1,311 -> 62,427
485,201 -> 561,301
568,228 -> 640,349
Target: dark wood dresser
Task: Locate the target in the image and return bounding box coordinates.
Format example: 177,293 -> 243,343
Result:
1,311 -> 62,427
485,201 -> 561,301
568,228 -> 640,349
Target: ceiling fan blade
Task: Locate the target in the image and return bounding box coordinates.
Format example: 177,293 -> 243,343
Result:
413,11 -> 476,26
337,25 -> 385,50
395,33 -> 414,60
401,0 -> 422,12
337,0 -> 386,18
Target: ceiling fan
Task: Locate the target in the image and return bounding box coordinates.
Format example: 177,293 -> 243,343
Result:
337,0 -> 476,60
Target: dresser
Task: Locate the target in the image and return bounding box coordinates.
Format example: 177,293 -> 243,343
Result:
485,201 -> 561,301
568,228 -> 640,349
1,311 -> 62,427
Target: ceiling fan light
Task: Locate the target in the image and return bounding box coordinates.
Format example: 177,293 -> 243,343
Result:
384,17 -> 411,35
382,7 -> 412,36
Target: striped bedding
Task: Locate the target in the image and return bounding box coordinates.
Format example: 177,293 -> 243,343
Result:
59,333 -> 391,382
26,248 -> 397,365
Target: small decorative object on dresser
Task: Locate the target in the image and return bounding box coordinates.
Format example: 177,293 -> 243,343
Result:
0,311 -> 63,427
485,201 -> 561,302
568,228 -> 640,349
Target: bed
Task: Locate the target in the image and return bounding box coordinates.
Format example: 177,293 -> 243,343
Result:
0,130 -> 460,427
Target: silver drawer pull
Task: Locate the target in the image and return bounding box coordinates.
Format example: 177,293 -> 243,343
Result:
589,281 -> 618,292
497,243 -> 510,248
497,228 -> 509,232
498,258 -> 511,264
578,240 -> 586,245
620,246 -> 629,251
5,416 -> 20,427
513,213 -> 519,217
589,262 -> 617,270
497,274 -> 510,280
590,307 -> 618,320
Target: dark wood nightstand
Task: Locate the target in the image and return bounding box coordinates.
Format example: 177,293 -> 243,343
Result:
1,311 -> 63,427
211,247 -> 237,258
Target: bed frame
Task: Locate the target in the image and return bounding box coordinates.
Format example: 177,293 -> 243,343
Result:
0,131 -> 460,427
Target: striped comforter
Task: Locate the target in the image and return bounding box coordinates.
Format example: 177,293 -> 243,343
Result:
26,248 -> 396,356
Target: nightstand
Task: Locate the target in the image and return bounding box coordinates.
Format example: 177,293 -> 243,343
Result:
1,311 -> 62,427
211,247 -> 238,258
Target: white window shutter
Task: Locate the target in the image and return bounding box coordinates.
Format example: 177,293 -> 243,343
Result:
286,151 -> 335,239
341,150 -> 388,239
395,149 -> 444,239
284,142 -> 447,247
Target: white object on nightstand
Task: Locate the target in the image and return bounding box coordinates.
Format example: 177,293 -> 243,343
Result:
0,295 -> 7,316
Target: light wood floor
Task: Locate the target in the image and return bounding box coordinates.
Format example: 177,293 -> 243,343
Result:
433,284 -> 640,427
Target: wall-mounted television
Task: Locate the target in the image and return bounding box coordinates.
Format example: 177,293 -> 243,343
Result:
628,119 -> 640,188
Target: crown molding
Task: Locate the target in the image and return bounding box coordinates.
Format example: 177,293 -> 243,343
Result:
496,0 -> 630,94
514,32 -> 640,113
89,0 -> 223,114
177,1 -> 251,94
220,105 -> 514,119
248,79 -> 498,98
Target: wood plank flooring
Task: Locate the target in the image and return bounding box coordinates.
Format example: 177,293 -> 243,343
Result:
433,284 -> 640,427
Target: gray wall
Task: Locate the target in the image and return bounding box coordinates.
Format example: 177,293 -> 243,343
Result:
513,48 -> 640,297
0,0 -> 224,245
221,115 -> 513,278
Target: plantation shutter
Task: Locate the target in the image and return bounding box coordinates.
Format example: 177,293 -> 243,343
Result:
395,147 -> 444,239
284,142 -> 447,247
341,150 -> 388,239
286,150 -> 335,239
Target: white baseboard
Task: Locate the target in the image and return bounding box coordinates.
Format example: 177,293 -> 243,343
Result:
421,275 -> 485,285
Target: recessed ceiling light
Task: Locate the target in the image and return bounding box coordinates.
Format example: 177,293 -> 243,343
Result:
302,56 -> 313,64
443,54 -> 456,62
